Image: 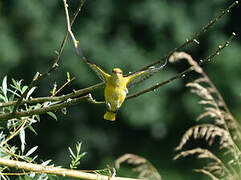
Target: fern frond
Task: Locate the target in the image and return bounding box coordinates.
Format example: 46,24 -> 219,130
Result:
175,124 -> 232,151
115,154 -> 162,180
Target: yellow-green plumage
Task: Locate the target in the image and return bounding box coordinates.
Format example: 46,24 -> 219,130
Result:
80,56 -> 167,121
104,68 -> 128,120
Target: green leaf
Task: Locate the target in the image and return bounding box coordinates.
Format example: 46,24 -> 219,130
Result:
11,78 -> 21,92
21,86 -> 28,94
67,72 -> 70,81
36,115 -> 40,121
0,94 -> 6,101
28,125 -> 38,135
47,112 -> 57,121
11,78 -> 18,88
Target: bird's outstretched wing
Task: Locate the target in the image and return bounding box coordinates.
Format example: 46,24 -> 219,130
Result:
76,47 -> 110,82
125,59 -> 167,88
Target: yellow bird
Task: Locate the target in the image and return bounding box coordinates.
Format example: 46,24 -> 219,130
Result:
77,48 -> 167,121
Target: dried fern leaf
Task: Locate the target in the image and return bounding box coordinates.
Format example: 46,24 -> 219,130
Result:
198,100 -> 216,107
194,169 -> 220,180
186,83 -> 213,100
175,124 -> 232,150
115,153 -> 162,180
174,148 -> 221,162
193,77 -> 208,84
197,111 -> 218,121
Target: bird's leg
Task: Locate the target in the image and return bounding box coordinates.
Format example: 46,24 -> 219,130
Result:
106,102 -> 111,111
105,102 -> 119,114
115,101 -> 120,113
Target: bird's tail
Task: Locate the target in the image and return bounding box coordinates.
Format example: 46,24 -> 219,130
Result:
104,111 -> 116,121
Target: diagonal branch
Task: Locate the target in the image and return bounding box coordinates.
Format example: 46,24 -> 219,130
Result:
0,31 -> 235,109
0,32 -> 235,121
11,0 -> 86,114
0,2 -> 237,121
137,1 -> 238,71
127,32 -> 236,100
0,157 -> 139,180
0,94 -> 93,121
0,82 -> 104,108
0,32 -> 235,112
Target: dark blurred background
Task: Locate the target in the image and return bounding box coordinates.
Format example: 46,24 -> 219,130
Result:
0,0 -> 241,179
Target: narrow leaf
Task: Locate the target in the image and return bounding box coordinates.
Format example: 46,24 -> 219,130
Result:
25,146 -> 38,157
2,76 -> 7,97
26,87 -> 37,100
28,125 -> 38,135
0,94 -> 6,101
19,127 -> 26,153
11,78 -> 21,92
47,112 -> 57,121
41,160 -> 52,166
21,86 -> 28,94
68,147 -> 76,159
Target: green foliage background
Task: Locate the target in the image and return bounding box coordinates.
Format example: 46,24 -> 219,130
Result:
0,0 -> 241,179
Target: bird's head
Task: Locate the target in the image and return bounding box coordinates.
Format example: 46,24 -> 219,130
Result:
112,68 -> 123,78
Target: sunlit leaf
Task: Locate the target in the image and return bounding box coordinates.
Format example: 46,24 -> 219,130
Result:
25,146 -> 38,157
67,72 -> 70,81
2,76 -> 7,97
20,127 -> 26,153
21,86 -> 28,94
41,160 -> 52,166
26,87 -> 37,100
68,147 -> 76,159
11,78 -> 20,91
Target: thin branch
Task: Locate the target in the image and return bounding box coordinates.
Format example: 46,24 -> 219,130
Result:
138,1 -> 238,71
61,0 -> 237,102
63,0 -> 82,49
0,94 -> 92,121
11,0 -> 86,114
127,33 -> 236,100
0,31 -> 235,109
0,82 -> 104,108
0,157 -> 139,180
0,2 -> 236,121
0,32 -> 235,112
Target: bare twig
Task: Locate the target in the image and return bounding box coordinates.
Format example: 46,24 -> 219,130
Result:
11,0 -> 86,114
0,94 -> 92,121
0,31 -> 235,110
127,32 -> 236,100
0,32 -> 235,121
63,0 -> 83,49
0,2 -> 236,123
0,157 -> 139,180
62,0 -> 237,102
138,1 -> 238,71
0,82 -> 104,108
